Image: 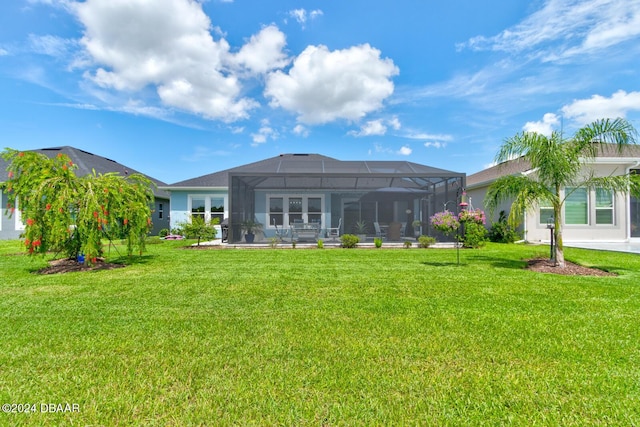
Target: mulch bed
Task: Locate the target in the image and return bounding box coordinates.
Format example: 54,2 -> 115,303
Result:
37,258 -> 126,275
526,258 -> 616,276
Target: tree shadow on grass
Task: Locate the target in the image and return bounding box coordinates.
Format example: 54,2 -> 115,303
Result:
453,255 -> 528,270
420,261 -> 468,267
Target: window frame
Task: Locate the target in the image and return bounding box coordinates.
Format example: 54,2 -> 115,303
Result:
267,194 -> 325,228
187,195 -> 228,224
564,187 -> 588,225
594,188 -> 614,225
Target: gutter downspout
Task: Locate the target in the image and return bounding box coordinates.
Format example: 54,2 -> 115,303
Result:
626,161 -> 640,241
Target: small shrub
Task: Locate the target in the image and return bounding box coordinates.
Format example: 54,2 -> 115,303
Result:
145,236 -> 164,245
341,234 -> 359,248
403,240 -> 412,248
269,237 -> 278,248
461,222 -> 487,248
374,237 -> 383,248
488,210 -> 521,243
317,239 -> 324,249
418,235 -> 436,248
292,241 -> 297,249
158,228 -> 170,238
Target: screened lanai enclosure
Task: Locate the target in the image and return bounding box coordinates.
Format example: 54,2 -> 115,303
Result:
228,154 -> 465,243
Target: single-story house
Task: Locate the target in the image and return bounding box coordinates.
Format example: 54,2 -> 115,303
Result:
162,153 -> 466,243
0,146 -> 170,239
466,145 -> 640,243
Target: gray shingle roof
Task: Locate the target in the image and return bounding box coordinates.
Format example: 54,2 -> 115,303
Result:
166,153 -> 463,188
467,143 -> 640,188
0,146 -> 169,199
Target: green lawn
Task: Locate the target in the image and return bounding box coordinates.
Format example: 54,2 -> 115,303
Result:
1,240 -> 640,426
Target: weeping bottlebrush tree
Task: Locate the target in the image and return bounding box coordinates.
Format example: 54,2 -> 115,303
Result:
1,149 -> 155,265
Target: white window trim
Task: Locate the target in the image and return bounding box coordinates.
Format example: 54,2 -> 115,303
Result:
594,188 -> 615,226
267,194 -> 325,228
187,195 -> 228,223
15,197 -> 25,230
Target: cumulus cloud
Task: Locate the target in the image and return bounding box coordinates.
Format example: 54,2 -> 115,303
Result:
251,119 -> 277,146
458,0 -> 640,61
523,112 -> 560,136
232,25 -> 290,74
265,44 -> 398,124
72,0 -> 276,122
561,90 -> 640,125
398,146 -> 412,155
349,117 -> 402,137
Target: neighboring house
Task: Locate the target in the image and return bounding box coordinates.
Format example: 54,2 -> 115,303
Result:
466,145 -> 640,243
163,153 -> 466,243
0,146 -> 170,239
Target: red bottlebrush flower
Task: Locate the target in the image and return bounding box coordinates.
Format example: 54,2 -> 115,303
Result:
147,218 -> 151,225
7,171 -> 13,178
33,239 -> 41,247
123,218 -> 129,225
69,161 -> 73,166
59,207 -> 64,213
57,153 -> 63,158
45,204 -> 52,210
18,152 -> 24,157
98,224 -> 102,230
93,211 -> 99,218
91,257 -> 97,263
26,218 -> 35,226
24,239 -> 30,246
62,164 -> 68,171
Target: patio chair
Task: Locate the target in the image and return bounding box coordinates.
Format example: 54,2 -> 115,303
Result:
399,222 -> 407,238
326,218 -> 342,241
374,222 -> 386,239
273,218 -> 289,242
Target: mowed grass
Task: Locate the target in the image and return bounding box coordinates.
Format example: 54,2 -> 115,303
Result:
1,240 -> 640,426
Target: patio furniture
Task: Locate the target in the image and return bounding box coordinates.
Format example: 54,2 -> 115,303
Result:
291,222 -> 321,242
374,222 -> 387,239
273,219 -> 289,242
326,217 -> 342,241
387,222 -> 402,241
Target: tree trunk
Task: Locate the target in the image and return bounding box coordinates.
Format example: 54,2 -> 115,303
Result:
554,191 -> 565,268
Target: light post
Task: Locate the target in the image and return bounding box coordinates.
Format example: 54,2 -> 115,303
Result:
546,217 -> 555,261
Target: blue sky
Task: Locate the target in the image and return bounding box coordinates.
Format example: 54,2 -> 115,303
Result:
1,0 -> 639,184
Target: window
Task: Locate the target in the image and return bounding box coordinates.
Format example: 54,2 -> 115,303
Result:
269,197 -> 283,226
539,198 -> 554,225
267,195 -> 324,227
565,187 -> 588,225
210,197 -> 224,223
191,197 -> 206,220
158,203 -> 163,219
595,188 -> 614,225
188,195 -> 227,223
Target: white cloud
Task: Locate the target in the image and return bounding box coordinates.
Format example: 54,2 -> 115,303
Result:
459,0 -> 640,61
232,25 -> 290,75
72,0 -> 284,122
561,90 -> 640,125
405,132 -> 453,142
398,146 -> 412,156
28,34 -> 77,57
424,141 -> 447,149
349,120 -> 387,137
288,8 -> 323,27
292,124 -> 309,137
251,119 -> 278,146
523,112 -> 560,136
265,44 -> 398,124
388,116 -> 401,130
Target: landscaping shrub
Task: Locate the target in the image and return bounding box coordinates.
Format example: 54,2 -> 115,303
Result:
158,228 -> 170,238
374,237 -> 383,248
462,222 -> 487,248
341,234 -> 359,248
488,210 -> 521,243
418,235 -> 436,248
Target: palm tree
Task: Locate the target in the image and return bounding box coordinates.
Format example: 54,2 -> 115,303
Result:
485,118 -> 640,267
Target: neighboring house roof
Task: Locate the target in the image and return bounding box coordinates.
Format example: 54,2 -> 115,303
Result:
165,153 -> 463,188
0,146 -> 169,199
467,144 -> 640,188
